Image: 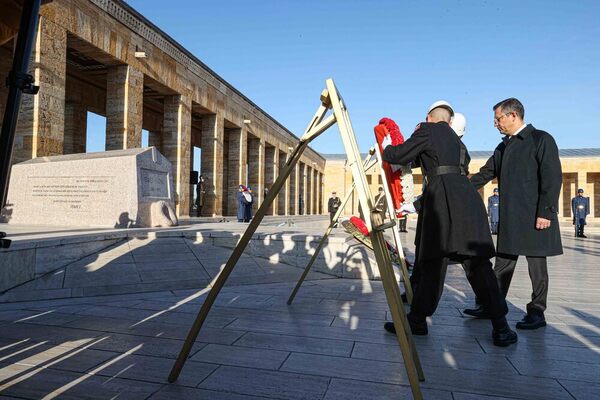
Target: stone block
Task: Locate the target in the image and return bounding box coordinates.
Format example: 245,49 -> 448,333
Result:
0,249 -> 36,292
5,148 -> 176,228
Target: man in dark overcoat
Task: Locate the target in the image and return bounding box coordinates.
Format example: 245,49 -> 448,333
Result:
381,102 -> 517,346
464,98 -> 563,330
488,188 -> 500,234
572,188 -> 589,238
237,185 -> 247,222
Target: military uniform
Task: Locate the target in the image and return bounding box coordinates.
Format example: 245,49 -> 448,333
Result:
487,193 -> 500,234
572,194 -> 590,237
328,195 -> 341,222
383,121 -> 508,325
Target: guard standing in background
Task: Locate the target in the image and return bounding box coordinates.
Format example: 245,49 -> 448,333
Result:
488,188 -> 500,234
328,191 -> 341,222
572,189 -> 590,238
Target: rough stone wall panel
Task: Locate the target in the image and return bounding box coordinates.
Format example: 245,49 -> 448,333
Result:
105,64 -> 143,150
201,114 -> 224,216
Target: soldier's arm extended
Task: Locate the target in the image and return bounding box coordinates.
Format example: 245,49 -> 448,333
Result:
382,126 -> 429,166
535,133 -> 562,220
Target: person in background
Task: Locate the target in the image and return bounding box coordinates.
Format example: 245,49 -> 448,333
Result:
572,188 -> 590,238
237,185 -> 247,222
488,188 -> 500,234
328,191 -> 341,222
243,186 -> 254,222
195,175 -> 205,217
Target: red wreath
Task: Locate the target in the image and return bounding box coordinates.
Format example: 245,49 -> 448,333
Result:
374,118 -> 406,217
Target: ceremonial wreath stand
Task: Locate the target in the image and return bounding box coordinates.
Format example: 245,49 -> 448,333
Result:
168,79 -> 425,399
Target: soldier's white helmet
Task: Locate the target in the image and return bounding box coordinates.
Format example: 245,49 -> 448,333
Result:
427,100 -> 454,117
451,112 -> 467,137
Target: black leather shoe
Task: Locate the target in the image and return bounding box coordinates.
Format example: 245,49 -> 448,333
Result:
492,326 -> 518,347
383,316 -> 428,336
463,305 -> 491,319
384,322 -> 396,334
516,312 -> 546,330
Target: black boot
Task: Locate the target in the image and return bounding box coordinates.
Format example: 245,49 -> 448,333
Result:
492,317 -> 518,347
463,305 -> 491,319
515,311 -> 546,330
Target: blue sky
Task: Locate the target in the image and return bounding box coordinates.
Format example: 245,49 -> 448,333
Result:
89,0 -> 600,155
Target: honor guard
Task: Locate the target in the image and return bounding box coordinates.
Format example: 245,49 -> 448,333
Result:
572,188 -> 590,238
488,188 -> 500,234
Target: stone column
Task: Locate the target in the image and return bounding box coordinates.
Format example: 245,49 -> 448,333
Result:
63,101 -> 87,154
312,167 -> 318,215
227,128 -> 247,216
578,171 -> 593,219
290,160 -> 298,215
201,113 -> 224,216
278,149 -> 288,215
306,166 -> 313,215
317,171 -> 323,214
162,94 -> 192,217
105,64 -> 143,150
264,145 -> 278,215
248,137 -> 265,212
300,162 -> 307,215
14,17 -> 66,164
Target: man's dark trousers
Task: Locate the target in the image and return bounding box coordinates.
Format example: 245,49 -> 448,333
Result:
494,254 -> 548,314
411,256 -> 508,320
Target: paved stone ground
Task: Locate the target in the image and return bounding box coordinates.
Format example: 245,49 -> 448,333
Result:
0,225 -> 598,399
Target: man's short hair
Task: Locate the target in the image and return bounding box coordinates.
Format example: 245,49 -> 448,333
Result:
493,98 -> 525,120
428,107 -> 452,122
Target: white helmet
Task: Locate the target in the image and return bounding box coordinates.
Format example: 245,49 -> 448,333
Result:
427,100 -> 454,117
451,112 -> 467,137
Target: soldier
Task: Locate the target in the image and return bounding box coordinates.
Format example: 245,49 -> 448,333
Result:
381,100 -> 517,347
488,188 -> 500,234
572,188 -> 590,238
328,191 -> 341,223
195,175 -> 205,217
374,187 -> 387,213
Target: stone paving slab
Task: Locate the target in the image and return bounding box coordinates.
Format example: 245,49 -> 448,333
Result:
0,227 -> 597,399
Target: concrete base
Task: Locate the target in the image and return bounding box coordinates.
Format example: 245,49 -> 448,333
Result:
0,216 -> 405,302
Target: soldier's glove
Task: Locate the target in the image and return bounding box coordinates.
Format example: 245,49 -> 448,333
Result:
399,202 -> 416,215
381,134 -> 392,149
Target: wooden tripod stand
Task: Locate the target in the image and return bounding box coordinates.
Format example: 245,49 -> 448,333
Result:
168,79 -> 425,399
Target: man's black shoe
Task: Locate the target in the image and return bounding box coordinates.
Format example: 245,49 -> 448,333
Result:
384,322 -> 396,334
492,326 -> 518,347
463,305 -> 491,319
516,312 -> 546,330
383,316 -> 428,336
581,234 -> 588,238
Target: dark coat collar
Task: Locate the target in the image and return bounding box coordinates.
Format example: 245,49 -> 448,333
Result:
514,124 -> 534,140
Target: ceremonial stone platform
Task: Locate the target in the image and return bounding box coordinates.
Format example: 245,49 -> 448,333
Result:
0,216 -> 390,300
0,224 -> 597,399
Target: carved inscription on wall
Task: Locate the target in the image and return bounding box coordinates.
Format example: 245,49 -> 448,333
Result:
27,176 -> 115,213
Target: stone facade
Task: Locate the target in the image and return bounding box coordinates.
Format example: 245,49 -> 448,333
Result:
0,0 -> 325,219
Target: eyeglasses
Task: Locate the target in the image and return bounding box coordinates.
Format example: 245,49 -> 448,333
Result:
493,112 -> 511,124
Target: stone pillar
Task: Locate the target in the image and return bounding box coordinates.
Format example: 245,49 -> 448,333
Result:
278,149 -> 288,215
248,137 -> 265,211
317,171 -> 323,214
227,128 -> 247,216
63,101 -> 87,154
105,64 -> 143,150
290,160 -> 298,215
264,145 -> 278,215
162,94 -> 192,217
14,17 -> 66,164
300,162 -> 307,215
201,113 -> 224,216
306,166 -> 313,215
578,171 -> 593,219
312,167 -> 318,215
